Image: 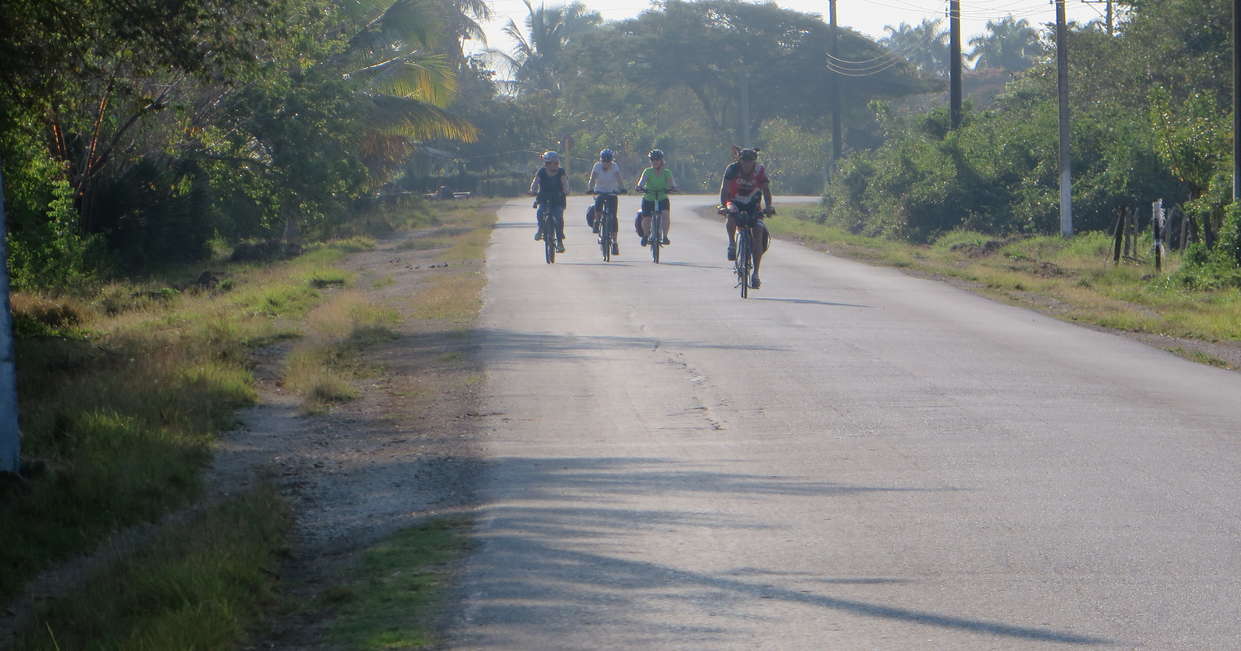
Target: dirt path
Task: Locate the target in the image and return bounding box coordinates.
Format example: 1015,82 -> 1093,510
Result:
218,225 -> 491,648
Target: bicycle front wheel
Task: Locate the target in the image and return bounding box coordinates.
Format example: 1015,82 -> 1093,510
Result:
600,210 -> 611,262
737,229 -> 750,298
544,221 -> 556,264
650,214 -> 661,263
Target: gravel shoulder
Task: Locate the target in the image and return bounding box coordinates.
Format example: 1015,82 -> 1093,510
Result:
235,224 -> 491,648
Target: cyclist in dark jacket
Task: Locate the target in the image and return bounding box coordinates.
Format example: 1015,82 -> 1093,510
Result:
529,150 -> 570,252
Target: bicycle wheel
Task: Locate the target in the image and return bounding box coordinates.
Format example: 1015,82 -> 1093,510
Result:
650,214 -> 661,263
544,218 -> 556,264
600,208 -> 611,262
737,229 -> 750,298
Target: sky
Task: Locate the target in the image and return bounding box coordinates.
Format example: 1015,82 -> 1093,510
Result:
467,0 -> 1111,56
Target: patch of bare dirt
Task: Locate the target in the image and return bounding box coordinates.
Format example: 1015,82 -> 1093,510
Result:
230,231 -> 490,649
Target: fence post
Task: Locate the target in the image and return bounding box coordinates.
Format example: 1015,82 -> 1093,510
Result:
1153,199 -> 1164,271
1112,207 -> 1124,264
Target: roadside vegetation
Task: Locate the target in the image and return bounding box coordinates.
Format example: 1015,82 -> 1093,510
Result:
2,197 -> 498,648
1,237 -> 378,614
323,517 -> 473,649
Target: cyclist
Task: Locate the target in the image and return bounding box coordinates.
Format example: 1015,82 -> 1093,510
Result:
634,149 -> 678,246
587,148 -> 626,255
719,147 -> 774,289
529,150 -> 569,252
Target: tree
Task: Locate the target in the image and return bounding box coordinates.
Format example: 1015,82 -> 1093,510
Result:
880,19 -> 949,78
491,0 -> 601,95
968,17 -> 1039,72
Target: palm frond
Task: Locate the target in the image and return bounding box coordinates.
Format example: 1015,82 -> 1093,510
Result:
365,95 -> 478,142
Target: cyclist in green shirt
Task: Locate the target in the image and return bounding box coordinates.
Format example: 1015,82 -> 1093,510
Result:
634,149 -> 678,246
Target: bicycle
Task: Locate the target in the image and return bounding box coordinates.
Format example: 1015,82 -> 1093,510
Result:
536,201 -> 562,264
723,204 -> 769,298
590,190 -> 624,262
637,188 -> 676,264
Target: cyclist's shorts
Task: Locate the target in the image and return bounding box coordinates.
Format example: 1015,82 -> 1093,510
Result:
641,198 -> 670,214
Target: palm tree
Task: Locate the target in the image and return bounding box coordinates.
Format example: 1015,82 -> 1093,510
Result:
490,0 -> 601,95
880,19 -> 949,78
341,0 -> 479,181
968,17 -> 1040,71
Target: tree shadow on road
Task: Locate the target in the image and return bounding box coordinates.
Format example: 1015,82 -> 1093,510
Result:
438,455 -> 1112,648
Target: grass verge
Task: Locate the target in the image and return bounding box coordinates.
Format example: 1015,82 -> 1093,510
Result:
15,484 -> 290,650
1,238 -> 373,618
323,517 -> 474,649
770,206 -> 1241,347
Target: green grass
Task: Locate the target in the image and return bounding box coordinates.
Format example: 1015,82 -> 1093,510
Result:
16,485 -> 291,651
325,517 -> 473,650
1,242 -> 363,604
776,205 -> 1241,345
282,290 -> 401,412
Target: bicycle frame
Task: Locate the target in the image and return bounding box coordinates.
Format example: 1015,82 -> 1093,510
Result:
538,203 -> 561,264
593,192 -> 621,262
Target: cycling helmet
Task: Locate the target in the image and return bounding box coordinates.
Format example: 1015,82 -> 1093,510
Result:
648,148 -> 665,160
738,148 -> 759,161
542,151 -> 560,162
599,148 -> 614,162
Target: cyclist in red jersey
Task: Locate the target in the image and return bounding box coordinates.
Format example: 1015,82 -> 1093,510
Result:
719,147 -> 775,289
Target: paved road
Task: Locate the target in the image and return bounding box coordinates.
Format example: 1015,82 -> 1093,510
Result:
446,194 -> 1241,649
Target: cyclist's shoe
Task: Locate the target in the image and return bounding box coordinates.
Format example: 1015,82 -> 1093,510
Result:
534,230 -> 543,241
750,273 -> 761,289
727,243 -> 736,261
640,236 -> 648,246
661,236 -> 671,245
556,240 -> 566,253
611,242 -> 619,255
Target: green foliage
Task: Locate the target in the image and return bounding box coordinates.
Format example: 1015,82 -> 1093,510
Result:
1,0 -> 478,290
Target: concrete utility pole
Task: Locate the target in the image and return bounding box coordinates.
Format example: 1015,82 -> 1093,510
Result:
949,0 -> 962,129
829,0 -> 842,166
0,169 -> 20,474
1055,0 -> 1074,235
1234,0 -> 1240,200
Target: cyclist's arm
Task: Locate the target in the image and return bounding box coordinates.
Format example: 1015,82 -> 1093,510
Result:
635,168 -> 649,193
586,165 -> 598,192
559,171 -> 570,196
668,171 -> 680,193
529,174 -> 540,196
763,186 -> 774,213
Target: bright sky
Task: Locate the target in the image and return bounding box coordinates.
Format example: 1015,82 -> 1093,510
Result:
468,0 -> 1110,56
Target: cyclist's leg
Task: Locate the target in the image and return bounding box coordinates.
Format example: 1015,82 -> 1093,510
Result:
659,198 -> 671,244
551,203 -> 566,250
606,195 -> 619,242
725,208 -> 738,260
750,219 -> 768,287
640,199 -> 655,244
535,204 -> 545,240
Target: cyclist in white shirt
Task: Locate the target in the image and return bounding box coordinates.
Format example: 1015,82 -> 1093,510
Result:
587,149 -> 626,254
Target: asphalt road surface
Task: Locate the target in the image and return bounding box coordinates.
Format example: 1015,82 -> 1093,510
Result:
445,194 -> 1241,649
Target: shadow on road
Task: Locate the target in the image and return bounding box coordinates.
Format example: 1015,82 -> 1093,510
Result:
443,456 -> 1112,648
751,296 -> 872,308
471,327 -> 787,359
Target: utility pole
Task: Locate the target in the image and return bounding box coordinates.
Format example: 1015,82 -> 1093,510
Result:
740,72 -> 752,146
0,168 -> 20,475
829,0 -> 842,166
948,0 -> 962,129
1055,0 -> 1074,235
1234,0 -> 1240,200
